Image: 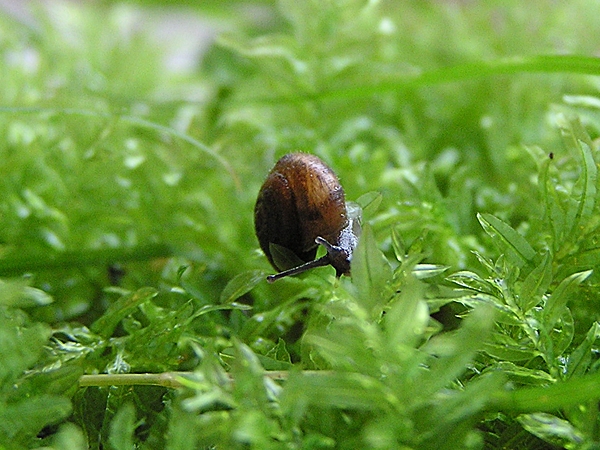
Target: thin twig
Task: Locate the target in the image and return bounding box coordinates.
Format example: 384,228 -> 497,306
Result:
78,370 -> 326,389
79,370 -> 316,389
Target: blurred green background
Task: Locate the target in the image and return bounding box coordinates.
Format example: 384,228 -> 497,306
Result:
2,0 -> 599,321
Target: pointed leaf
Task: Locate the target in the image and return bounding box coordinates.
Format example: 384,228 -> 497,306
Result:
518,413 -> 584,448
544,307 -> 574,360
281,371 -> 395,413
566,322 -> 600,378
355,191 -> 382,218
490,370 -> 600,412
52,423 -> 86,450
543,270 -> 591,327
385,279 -> 428,350
91,287 -> 158,337
412,264 -> 449,279
482,341 -> 538,362
261,338 -> 293,370
0,395 -> 72,440
447,270 -> 501,296
564,119 -> 597,237
0,310 -> 52,383
417,371 -> 506,450
108,403 -> 136,450
519,251 -> 553,311
453,293 -> 520,325
565,140 -> 596,238
493,361 -> 555,386
420,305 -> 495,396
391,226 -> 406,263
220,270 -> 264,303
351,224 -> 392,317
539,157 -> 567,247
0,279 -> 53,308
477,213 -> 536,267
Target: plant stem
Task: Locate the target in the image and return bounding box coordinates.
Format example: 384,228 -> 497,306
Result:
78,369 -> 600,416
79,372 -> 188,389
78,370 -> 320,388
239,54 -> 600,104
0,243 -> 173,275
489,371 -> 600,413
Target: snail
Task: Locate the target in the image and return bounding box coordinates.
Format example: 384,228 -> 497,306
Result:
254,153 -> 361,283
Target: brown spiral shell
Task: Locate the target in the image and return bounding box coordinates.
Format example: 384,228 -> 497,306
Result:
254,153 -> 359,282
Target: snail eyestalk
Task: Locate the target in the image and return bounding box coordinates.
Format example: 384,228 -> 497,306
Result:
266,237 -> 352,283
266,255 -> 331,283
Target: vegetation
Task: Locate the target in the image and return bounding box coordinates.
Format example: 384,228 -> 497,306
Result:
2,0 -> 600,448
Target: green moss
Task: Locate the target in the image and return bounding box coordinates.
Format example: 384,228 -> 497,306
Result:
2,1 -> 600,448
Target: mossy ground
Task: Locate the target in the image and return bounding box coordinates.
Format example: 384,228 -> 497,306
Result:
2,1 -> 600,448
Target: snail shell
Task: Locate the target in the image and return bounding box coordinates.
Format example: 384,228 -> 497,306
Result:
254,153 -> 360,283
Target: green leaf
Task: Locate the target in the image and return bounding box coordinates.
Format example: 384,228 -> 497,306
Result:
355,191 -> 382,218
0,244 -> 173,276
0,395 -> 72,442
15,365 -> 83,399
490,370 -> 600,413
482,340 -> 538,362
564,247 -> 600,269
543,270 -> 592,327
90,287 -> 158,337
239,295 -> 305,340
453,294 -> 521,325
220,270 -> 264,303
519,251 -> 553,311
574,139 -> 597,228
420,305 -> 495,397
303,306 -> 383,375
493,361 -> 555,386
0,309 -> 52,384
191,302 -> 252,320
416,371 -> 506,450
477,213 -> 536,267
351,224 -> 392,317
268,242 -> 306,272
165,405 -> 200,450
539,157 -> 567,246
412,264 -> 449,279
518,413 -> 584,448
263,338 -> 292,369
108,403 -> 136,450
391,226 -> 406,263
447,270 -> 501,296
542,307 -> 574,362
384,279 -> 429,350
0,279 -> 53,308
52,423 -> 87,450
566,322 -> 600,378
280,371 -> 396,413
562,118 -> 597,237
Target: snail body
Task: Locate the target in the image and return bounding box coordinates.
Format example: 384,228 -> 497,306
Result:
254,153 -> 360,283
